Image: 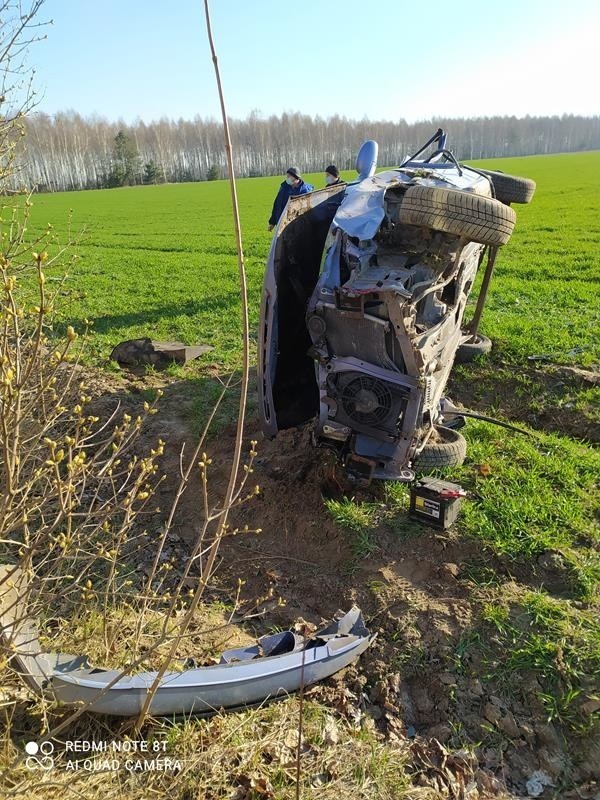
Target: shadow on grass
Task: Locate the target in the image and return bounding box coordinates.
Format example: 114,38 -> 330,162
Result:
448,356 -> 600,443
53,293 -> 243,339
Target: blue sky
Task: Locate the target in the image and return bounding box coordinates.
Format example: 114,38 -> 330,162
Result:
30,0 -> 599,123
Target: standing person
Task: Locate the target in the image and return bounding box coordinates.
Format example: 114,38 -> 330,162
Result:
324,164 -> 344,187
268,168 -> 313,231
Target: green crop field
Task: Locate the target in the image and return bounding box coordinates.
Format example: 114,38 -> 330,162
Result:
23,147 -> 600,591
26,151 -> 600,370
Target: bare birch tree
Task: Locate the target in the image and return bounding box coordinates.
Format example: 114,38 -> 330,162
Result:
11,111 -> 600,192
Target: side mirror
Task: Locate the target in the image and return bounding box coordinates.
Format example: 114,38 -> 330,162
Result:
356,140 -> 378,180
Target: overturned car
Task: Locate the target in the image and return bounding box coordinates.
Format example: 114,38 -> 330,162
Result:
258,129 -> 535,482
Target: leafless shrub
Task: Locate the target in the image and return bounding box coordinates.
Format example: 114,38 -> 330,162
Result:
0,224 -> 261,701
0,0 -> 260,777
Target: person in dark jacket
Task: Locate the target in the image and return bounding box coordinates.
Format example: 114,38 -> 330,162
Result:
268,168 -> 313,231
324,164 -> 344,187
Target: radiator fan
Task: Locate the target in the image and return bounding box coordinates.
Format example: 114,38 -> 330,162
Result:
338,374 -> 393,426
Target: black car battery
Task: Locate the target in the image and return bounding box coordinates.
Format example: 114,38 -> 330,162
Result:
409,477 -> 466,530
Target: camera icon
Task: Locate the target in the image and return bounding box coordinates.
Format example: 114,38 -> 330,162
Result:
25,741 -> 55,770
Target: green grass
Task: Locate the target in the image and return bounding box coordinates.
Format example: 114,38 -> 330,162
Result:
324,497 -> 378,532
465,589 -> 600,734
324,497 -> 380,560
324,482 -> 419,560
468,152 -> 600,367
450,420 -> 600,598
24,171 -> 353,368
22,152 -> 600,372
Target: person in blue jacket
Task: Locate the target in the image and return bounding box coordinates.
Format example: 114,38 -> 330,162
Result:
268,167 -> 313,231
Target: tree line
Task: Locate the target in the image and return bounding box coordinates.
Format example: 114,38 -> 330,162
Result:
13,111 -> 600,192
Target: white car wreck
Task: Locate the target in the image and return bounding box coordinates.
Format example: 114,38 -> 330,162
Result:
258,129 -> 535,482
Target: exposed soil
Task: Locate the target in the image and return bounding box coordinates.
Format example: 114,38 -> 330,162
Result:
193,425 -> 598,796
84,367 -> 599,799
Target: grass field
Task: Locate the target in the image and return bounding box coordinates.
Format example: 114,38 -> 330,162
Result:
24,145 -> 600,645
26,151 -> 600,369
5,151 -> 600,797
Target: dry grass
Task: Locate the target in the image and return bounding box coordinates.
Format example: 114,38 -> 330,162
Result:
0,695 -> 433,800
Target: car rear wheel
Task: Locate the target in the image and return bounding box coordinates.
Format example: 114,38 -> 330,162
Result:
476,169 -> 536,204
413,425 -> 467,470
399,185 -> 516,246
455,333 -> 492,363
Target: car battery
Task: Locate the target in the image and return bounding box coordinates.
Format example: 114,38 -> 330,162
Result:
409,477 -> 466,529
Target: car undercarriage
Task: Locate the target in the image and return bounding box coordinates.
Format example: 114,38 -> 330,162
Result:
258,129 -> 535,482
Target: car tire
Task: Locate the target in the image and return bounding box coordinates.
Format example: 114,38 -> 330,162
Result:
476,169 -> 536,204
399,185 -> 516,246
413,425 -> 467,470
455,333 -> 492,364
